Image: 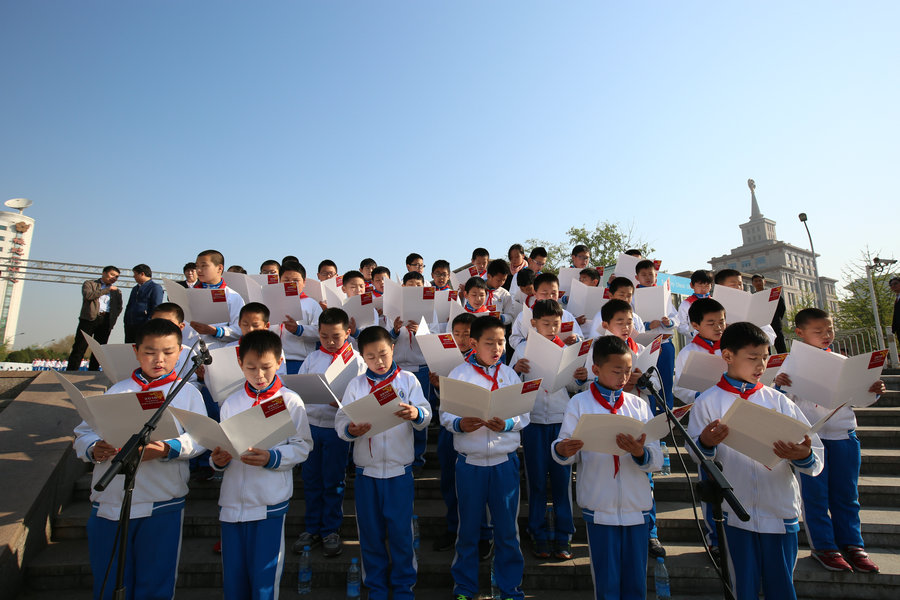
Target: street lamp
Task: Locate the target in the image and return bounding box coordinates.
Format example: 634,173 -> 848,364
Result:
798,213 -> 826,309
866,257 -> 897,352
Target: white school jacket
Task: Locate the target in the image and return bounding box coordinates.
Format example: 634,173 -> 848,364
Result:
776,352 -> 857,440
487,287 -> 514,326
675,294 -> 707,338
390,325 -> 430,371
588,311 -> 645,340
275,296 -> 323,361
335,369 -> 431,478
510,345 -> 570,425
509,308 -> 583,353
224,339 -> 288,375
192,284 -> 244,349
298,344 -> 367,428
672,338 -> 722,403
214,381 -> 312,523
73,376 -> 206,520
552,386 -> 662,525
686,381 -> 824,534
441,360 -> 530,466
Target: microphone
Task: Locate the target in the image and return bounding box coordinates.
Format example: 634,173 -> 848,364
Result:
197,339 -> 213,365
637,365 -> 657,390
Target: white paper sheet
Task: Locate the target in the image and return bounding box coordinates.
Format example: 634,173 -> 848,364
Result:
54,371 -> 179,448
759,353 -> 788,387
677,351 -> 727,393
205,346 -> 245,404
522,331 -> 593,392
633,332 -> 670,347
438,377 -> 540,421
556,268 -> 582,300
566,280 -> 609,320
416,330 -> 466,377
434,289 -> 461,323
169,396 -> 299,457
382,278 -> 403,323
163,279 -> 230,324
303,279 -> 324,303
633,280 -> 671,322
83,333 -> 139,385
280,374 -> 340,406
571,412 -> 671,455
342,293 -> 378,329
779,342 -> 887,409
712,285 -> 783,328
339,384 -> 406,438
632,335 -> 663,374
222,272 -> 264,304
261,282 -> 306,323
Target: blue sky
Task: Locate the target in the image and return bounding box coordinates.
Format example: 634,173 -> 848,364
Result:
1,1 -> 897,348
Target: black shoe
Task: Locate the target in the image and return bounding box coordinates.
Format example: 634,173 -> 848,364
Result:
649,537 -> 666,559
433,530 -> 456,551
479,538 -> 494,561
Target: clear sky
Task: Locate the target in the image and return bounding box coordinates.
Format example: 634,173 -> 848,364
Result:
1,1 -> 897,349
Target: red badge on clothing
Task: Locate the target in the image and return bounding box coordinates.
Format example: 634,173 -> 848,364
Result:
560,321 -> 574,333
374,385 -> 398,406
261,398 -> 286,418
284,282 -> 299,296
439,334 -> 457,349
578,340 -> 593,356
423,287 -> 435,300
869,350 -> 888,369
360,292 -> 373,305
769,286 -> 782,302
522,380 -> 542,394
211,289 -> 226,303
137,391 -> 165,410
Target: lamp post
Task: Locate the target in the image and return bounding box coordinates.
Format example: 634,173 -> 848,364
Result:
798,213 -> 826,309
867,257 -> 897,352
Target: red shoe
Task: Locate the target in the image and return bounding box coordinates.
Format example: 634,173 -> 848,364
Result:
213,540 -> 222,554
811,550 -> 852,572
843,546 -> 880,573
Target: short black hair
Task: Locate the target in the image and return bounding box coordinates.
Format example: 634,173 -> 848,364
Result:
238,329 -> 282,361
359,257 -> 377,270
240,302 -> 270,322
136,318 -> 183,347
102,265 -> 120,275
469,315 -> 505,340
690,269 -> 713,285
151,302 -> 185,324
227,265 -> 247,274
358,325 -> 393,353
571,244 -> 589,256
182,262 -> 196,272
508,243 -> 525,258
280,261 -> 306,279
751,273 -> 765,281
260,260 -> 280,272
319,307 -> 350,328
132,264 -> 152,278
720,322 -> 769,353
406,253 -> 424,265
372,266 -> 391,278
516,268 -> 536,288
464,277 -> 489,293
601,299 -> 632,323
592,335 -> 629,367
533,272 -> 559,292
487,259 -> 511,277
529,246 -> 548,259
607,277 -> 634,294
318,259 -> 337,273
342,270 -> 365,285
281,255 -> 299,264
635,259 -> 655,274
451,312 -> 477,328
197,250 -> 224,266
795,307 -> 831,329
580,268 -> 601,282
688,298 -> 726,326
471,247 -> 490,260
714,269 -> 743,285
624,249 -> 643,257
403,271 -> 425,284
432,259 -> 450,273
532,299 -> 563,320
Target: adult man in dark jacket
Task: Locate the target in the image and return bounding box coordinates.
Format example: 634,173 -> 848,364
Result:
752,274 -> 787,353
66,266 -> 123,371
123,264 -> 164,343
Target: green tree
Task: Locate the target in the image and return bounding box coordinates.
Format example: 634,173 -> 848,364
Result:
526,221 -> 655,273
834,248 -> 897,331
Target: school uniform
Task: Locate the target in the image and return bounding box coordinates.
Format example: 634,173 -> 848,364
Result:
298,343 -> 366,539
778,349 -> 868,554
214,377 -> 312,600
192,280 -> 244,349
509,307 -> 583,353
335,365 -> 431,600
274,295 -> 323,373
510,341 -> 575,547
588,310 -> 645,340
487,286 -> 515,326
687,375 -> 823,600
552,382 -> 662,600
675,293 -> 709,338
390,323 -> 434,469
636,284 -> 679,414
441,355 -> 529,600
73,370 -> 206,600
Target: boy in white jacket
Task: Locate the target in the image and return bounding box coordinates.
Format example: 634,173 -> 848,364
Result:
553,335 -> 662,600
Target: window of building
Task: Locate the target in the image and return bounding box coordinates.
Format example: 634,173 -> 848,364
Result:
756,256 -> 766,265
742,260 -> 751,269
728,263 -> 737,270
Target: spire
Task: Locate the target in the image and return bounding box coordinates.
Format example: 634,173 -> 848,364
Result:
748,178 -> 762,219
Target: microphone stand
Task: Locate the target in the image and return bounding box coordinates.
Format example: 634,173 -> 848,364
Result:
94,343 -> 212,600
637,366 -> 748,600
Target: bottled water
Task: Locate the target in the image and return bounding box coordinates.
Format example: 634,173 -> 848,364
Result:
346,557 -> 361,599
297,545 -> 312,594
660,442 -> 671,476
654,556 -> 671,599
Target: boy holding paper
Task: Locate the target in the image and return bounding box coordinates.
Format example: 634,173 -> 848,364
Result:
335,326 -> 431,600
485,259 -> 514,323
714,269 -> 778,345
509,273 -> 583,352
227,302 -> 287,374
675,269 -> 713,339
292,308 -> 367,558
210,329 -> 312,600
552,335 -> 663,600
510,299 -> 576,560
774,308 -> 885,573
441,315 -> 528,600
73,318 -> 206,600
276,261 -> 323,374
687,322 -> 823,600
470,247 -> 491,279
634,259 -> 678,414
673,298 -> 726,403
371,266 -> 391,299
588,277 -> 645,340
189,249 -> 244,349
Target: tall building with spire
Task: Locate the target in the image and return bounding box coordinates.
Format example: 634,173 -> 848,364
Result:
709,181 -> 838,313
0,199 -> 35,347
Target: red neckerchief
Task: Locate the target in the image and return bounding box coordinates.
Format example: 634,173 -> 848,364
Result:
245,376 -> 284,406
367,364 -> 401,392
590,382 -> 625,477
194,279 -> 226,289
550,336 -> 565,348
486,289 -> 495,307
467,353 -> 501,391
524,294 -> 535,309
319,341 -> 351,363
131,369 -> 178,391
625,337 -> 640,353
716,375 -> 763,400
465,301 -> 489,313
372,288 -> 383,298
434,284 -> 452,291
691,336 -> 720,354
824,347 -> 832,353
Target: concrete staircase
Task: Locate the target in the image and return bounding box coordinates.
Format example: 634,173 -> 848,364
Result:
17,374 -> 900,599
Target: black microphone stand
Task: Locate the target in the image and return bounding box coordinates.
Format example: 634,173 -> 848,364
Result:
94,344 -> 212,600
637,366 -> 749,600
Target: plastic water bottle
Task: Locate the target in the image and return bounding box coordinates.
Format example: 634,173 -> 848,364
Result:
544,505 -> 555,540
297,545 -> 312,594
346,557 -> 361,599
490,558 -> 500,599
654,556 -> 671,599
661,442 -> 671,476
412,515 -> 420,556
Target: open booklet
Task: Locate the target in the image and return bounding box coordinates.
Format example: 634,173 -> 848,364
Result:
55,371 -> 180,448
522,331 -> 593,392
82,332 -> 139,385
712,285 -> 782,328
719,396 -> 844,469
281,344 -> 364,405
449,266 -> 481,292
759,353 -> 788,387
433,289 -> 460,323
204,346 -> 245,404
570,406 -> 689,456
633,334 -> 663,374
438,377 -> 541,421
633,279 -> 671,322
556,267 -> 582,300
613,253 -> 661,286
339,384 -> 408,439
778,342 -> 887,409
222,272 -> 265,304
168,397 -> 305,458
415,319 -> 466,377
163,279 -> 231,324
677,352 -> 727,393
341,292 -> 378,329
566,280 -> 609,320
383,280 -> 438,324
261,282 -> 307,323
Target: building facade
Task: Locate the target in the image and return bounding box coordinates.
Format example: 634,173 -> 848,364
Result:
0,208 -> 35,347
